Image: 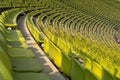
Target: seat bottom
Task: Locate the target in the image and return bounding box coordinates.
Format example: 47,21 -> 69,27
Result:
13,72 -> 50,80
8,47 -> 34,58
7,41 -> 29,48
10,57 -> 43,72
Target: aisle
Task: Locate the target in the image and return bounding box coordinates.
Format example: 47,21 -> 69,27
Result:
17,14 -> 67,80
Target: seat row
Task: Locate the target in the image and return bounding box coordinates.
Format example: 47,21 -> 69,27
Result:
24,1 -> 120,79
2,0 -> 119,80
0,7 -> 50,80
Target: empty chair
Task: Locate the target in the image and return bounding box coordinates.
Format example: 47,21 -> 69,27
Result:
0,57 -> 50,80
0,32 -> 42,72
102,68 -> 115,80
92,61 -> 103,79
92,61 -> 115,80
0,31 -> 34,58
84,57 -> 92,70
0,22 -> 28,48
85,69 -> 99,80
71,57 -> 85,80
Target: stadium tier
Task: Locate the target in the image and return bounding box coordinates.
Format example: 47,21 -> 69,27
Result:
0,0 -> 120,80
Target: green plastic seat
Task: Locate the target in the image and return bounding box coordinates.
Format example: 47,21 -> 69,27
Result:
7,36 -> 26,42
8,47 -> 35,58
57,38 -> 71,55
0,46 -> 12,73
115,77 -> 120,80
102,68 -> 115,80
91,61 -> 113,80
13,72 -> 50,80
0,36 -> 42,73
10,57 -> 43,72
71,58 -> 85,80
92,61 -> 103,79
32,27 -> 44,43
61,53 -> 72,76
84,57 -> 92,70
44,37 -> 49,54
0,18 -> 23,37
85,69 -> 99,80
7,30 -> 23,37
53,35 -> 58,44
0,44 -> 42,72
53,45 -> 62,69
0,32 -> 33,58
47,39 -> 55,60
7,41 -> 29,48
48,40 -> 62,68
44,37 -> 64,70
2,31 -> 25,42
0,31 -> 28,49
57,38 -> 65,50
1,8 -> 23,29
3,29 -> 27,48
0,58 -> 50,80
0,60 -> 13,80
0,22 -> 25,42
116,70 -> 120,79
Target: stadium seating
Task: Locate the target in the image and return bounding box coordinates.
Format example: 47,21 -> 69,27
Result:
0,0 -> 120,80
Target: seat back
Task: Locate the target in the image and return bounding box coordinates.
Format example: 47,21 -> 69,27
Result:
116,69 -> 120,79
84,57 -> 92,70
92,61 -> 103,79
71,58 -> 85,80
102,68 -> 114,80
85,69 -> 98,80
0,46 -> 12,73
0,23 -> 7,36
0,31 -> 7,51
0,15 -> 5,24
0,59 -> 13,80
0,30 -> 11,72
44,37 -> 49,54
57,38 -> 71,55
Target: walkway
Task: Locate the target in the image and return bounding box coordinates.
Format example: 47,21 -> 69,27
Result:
17,14 -> 68,80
